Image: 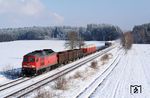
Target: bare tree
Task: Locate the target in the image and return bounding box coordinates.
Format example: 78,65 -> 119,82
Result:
121,31 -> 133,52
65,31 -> 85,49
77,36 -> 85,49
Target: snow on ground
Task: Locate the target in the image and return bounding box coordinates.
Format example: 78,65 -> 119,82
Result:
1,40 -> 150,98
0,40 -> 104,84
90,44 -> 150,98
27,46 -> 119,98
26,44 -> 150,98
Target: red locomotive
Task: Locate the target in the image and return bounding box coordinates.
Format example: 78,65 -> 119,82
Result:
22,43 -> 111,76
22,49 -> 58,75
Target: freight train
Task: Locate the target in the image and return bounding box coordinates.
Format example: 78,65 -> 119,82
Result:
22,42 -> 112,76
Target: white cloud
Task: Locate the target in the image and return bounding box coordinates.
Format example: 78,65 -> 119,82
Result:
21,0 -> 44,16
0,0 -> 44,16
0,0 -> 64,27
51,12 -> 64,24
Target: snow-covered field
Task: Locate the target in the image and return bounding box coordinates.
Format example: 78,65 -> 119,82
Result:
91,44 -> 150,98
29,44 -> 150,98
0,40 -> 104,83
0,40 -> 150,98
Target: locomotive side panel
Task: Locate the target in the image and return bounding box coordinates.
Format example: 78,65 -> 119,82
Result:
44,53 -> 58,67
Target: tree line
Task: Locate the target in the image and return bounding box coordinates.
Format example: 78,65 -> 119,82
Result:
0,24 -> 122,42
132,23 -> 150,44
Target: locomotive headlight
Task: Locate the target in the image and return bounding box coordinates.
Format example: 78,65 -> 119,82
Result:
23,65 -> 28,67
24,65 -> 35,68
31,65 -> 35,68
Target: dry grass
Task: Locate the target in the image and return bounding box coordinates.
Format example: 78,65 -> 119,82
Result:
54,77 -> 68,90
2,65 -> 21,79
100,53 -> 113,65
82,68 -> 95,80
107,53 -> 113,59
101,54 -> 109,61
73,71 -> 83,79
34,88 -> 53,98
90,61 -> 98,69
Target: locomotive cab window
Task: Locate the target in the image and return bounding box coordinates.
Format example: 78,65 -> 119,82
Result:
29,57 -> 35,62
23,57 -> 28,62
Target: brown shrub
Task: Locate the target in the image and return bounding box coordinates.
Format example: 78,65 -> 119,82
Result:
90,61 -> 98,69
100,53 -> 113,65
73,71 -> 83,79
54,77 -> 68,90
101,54 -> 109,61
34,88 -> 53,98
121,31 -> 133,53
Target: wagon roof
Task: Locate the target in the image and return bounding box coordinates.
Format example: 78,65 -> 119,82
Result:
81,44 -> 96,48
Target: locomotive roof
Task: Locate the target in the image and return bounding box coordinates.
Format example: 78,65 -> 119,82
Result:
25,49 -> 55,57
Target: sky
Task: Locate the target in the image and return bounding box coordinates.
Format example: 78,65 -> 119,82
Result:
0,0 -> 150,30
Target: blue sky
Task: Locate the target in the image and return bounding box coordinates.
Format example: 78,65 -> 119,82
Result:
0,0 -> 150,30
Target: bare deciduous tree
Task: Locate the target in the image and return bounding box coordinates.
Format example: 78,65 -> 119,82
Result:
77,36 -> 85,49
121,31 -> 133,53
65,31 -> 85,49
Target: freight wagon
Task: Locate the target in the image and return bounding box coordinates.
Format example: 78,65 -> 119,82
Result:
57,49 -> 83,65
81,44 -> 96,56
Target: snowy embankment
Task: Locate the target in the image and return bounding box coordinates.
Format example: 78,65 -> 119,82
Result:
90,44 -> 150,98
0,40 -> 103,84
1,40 -> 150,98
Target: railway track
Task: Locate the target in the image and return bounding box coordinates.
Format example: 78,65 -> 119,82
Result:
0,45 -> 116,98
76,50 -> 124,98
0,77 -> 23,88
0,77 -> 30,92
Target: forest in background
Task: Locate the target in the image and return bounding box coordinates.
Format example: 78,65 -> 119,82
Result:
0,24 -> 122,42
132,23 -> 150,44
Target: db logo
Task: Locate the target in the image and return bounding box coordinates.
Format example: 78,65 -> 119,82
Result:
130,85 -> 142,94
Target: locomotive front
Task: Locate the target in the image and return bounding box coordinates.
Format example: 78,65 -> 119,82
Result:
22,54 -> 39,76
22,49 -> 58,76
